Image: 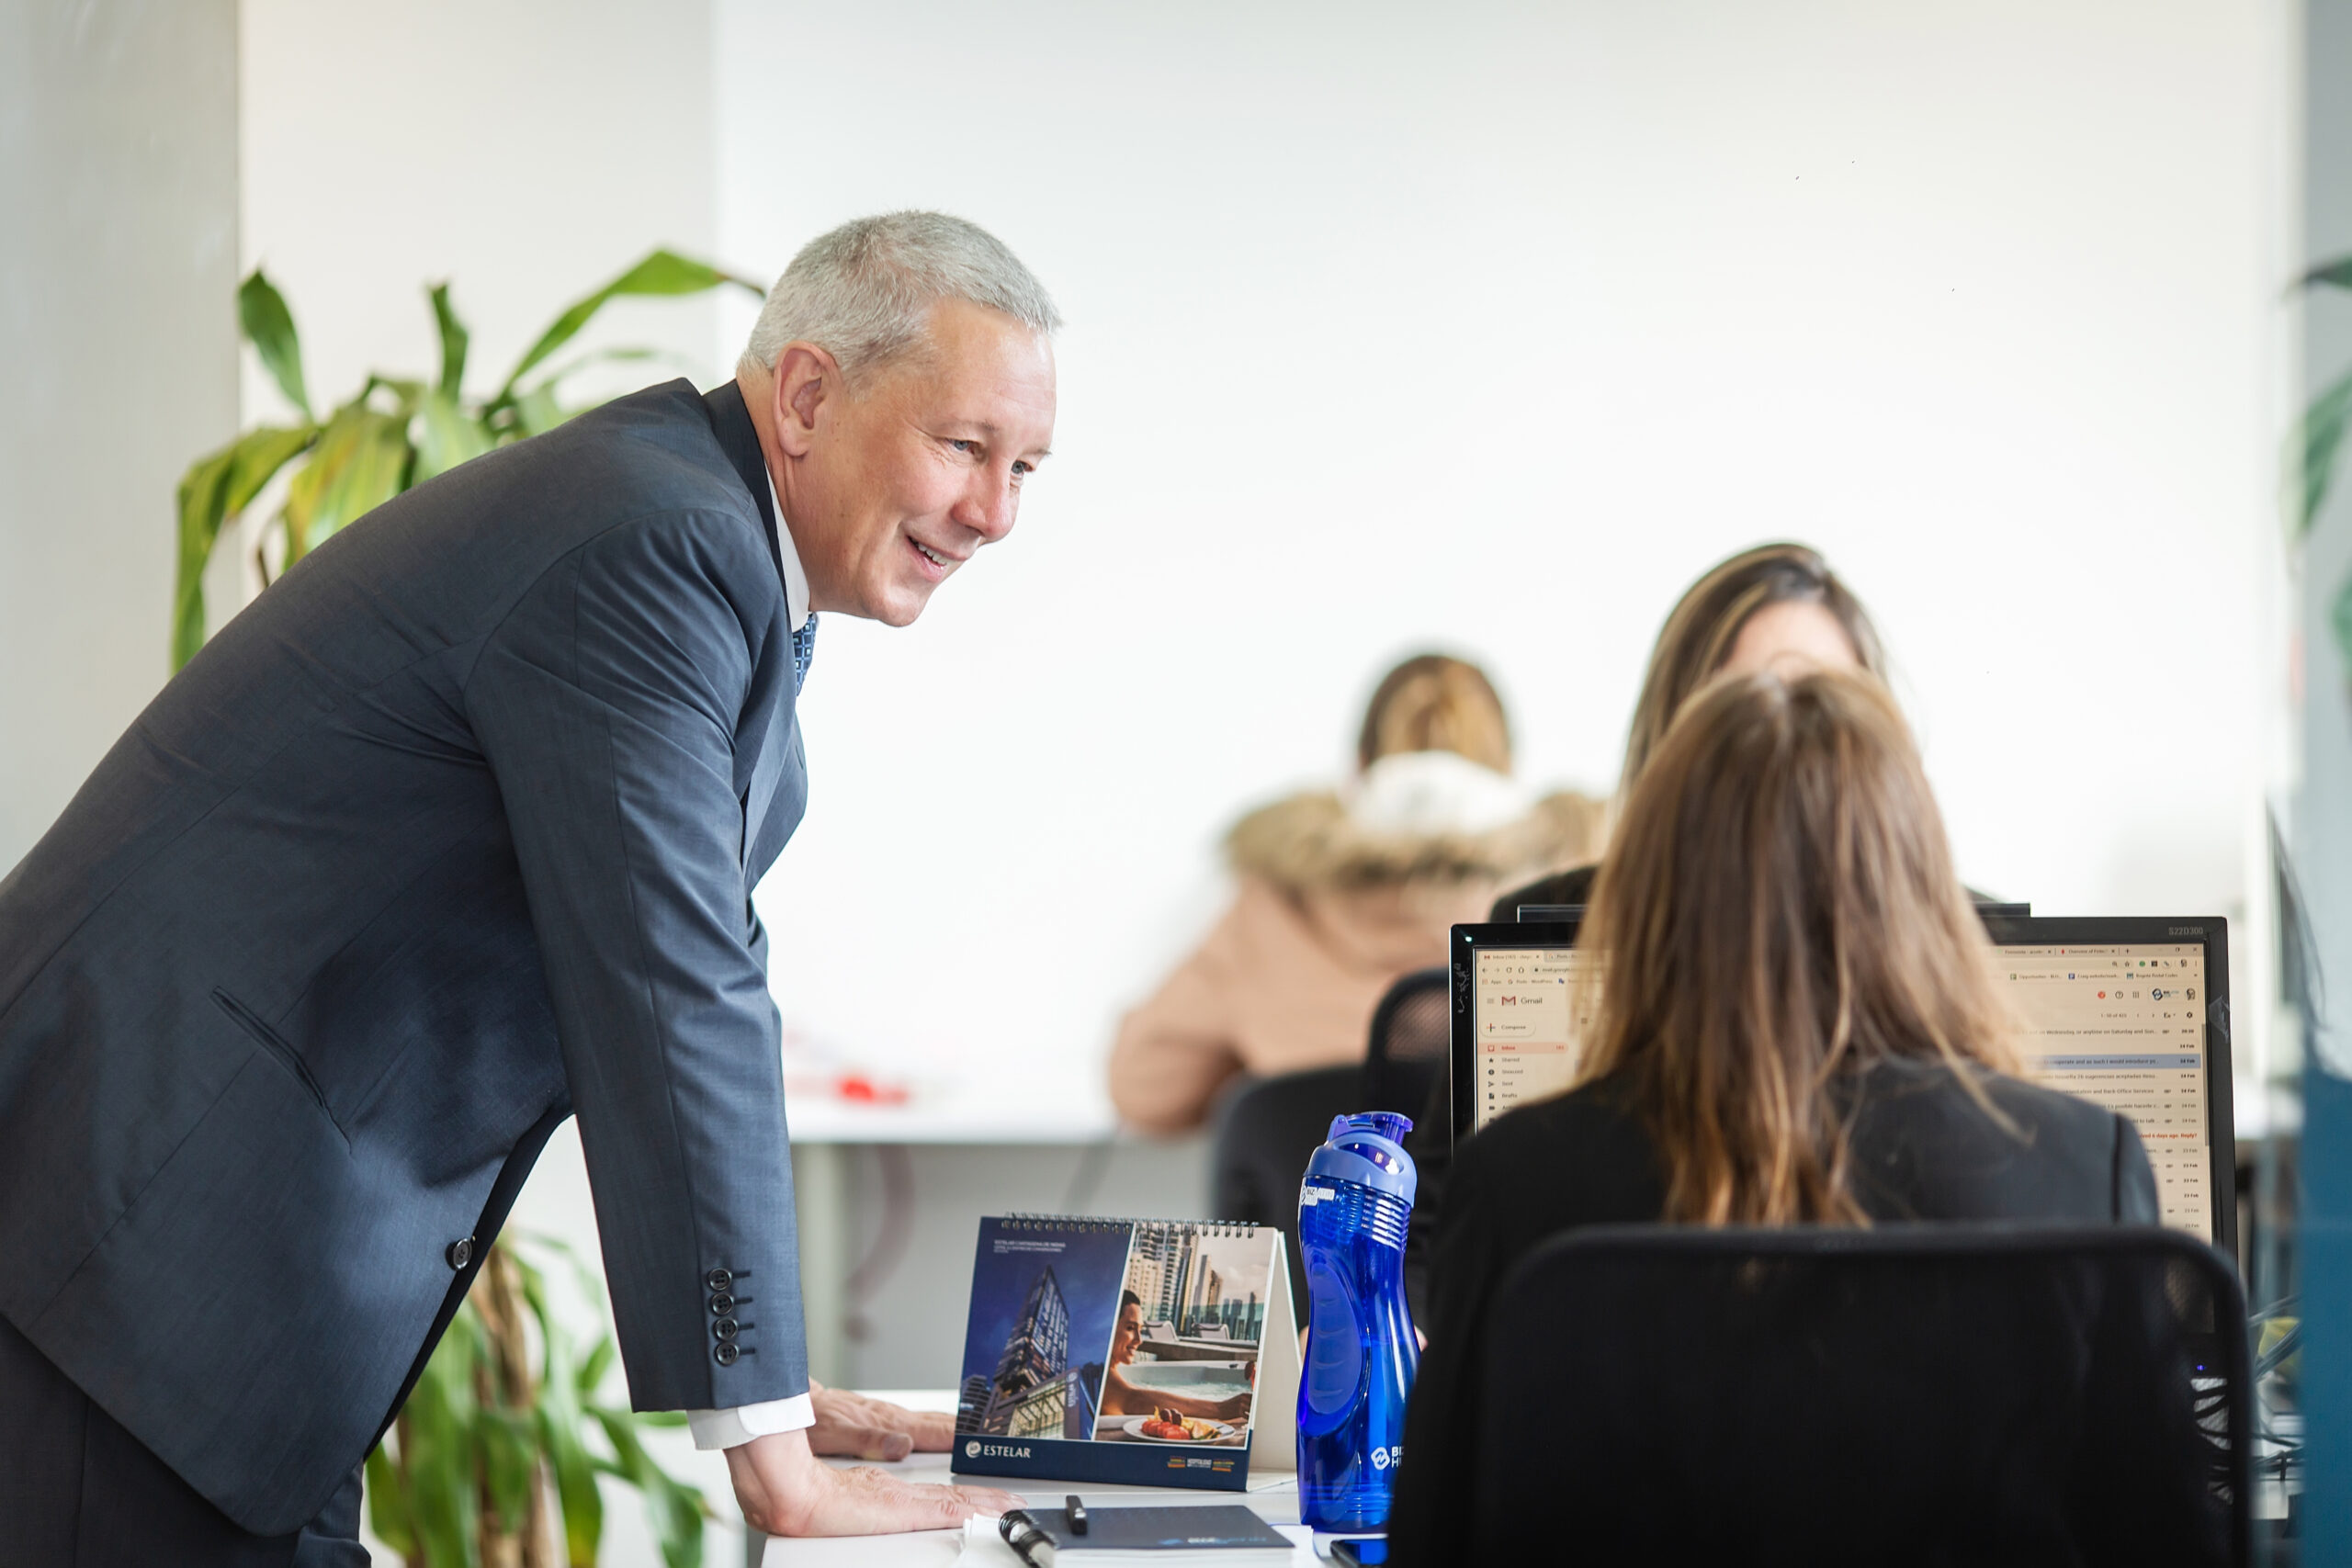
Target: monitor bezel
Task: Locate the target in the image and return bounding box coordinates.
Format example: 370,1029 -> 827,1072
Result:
1450,918 -> 1583,1149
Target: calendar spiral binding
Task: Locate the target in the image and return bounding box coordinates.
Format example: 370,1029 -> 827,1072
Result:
1001,1213 -> 1265,1239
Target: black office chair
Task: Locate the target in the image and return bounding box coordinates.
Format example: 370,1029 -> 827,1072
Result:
1361,965 -> 1449,1128
1468,1224 -> 2250,1565
1208,1064 -> 1360,1330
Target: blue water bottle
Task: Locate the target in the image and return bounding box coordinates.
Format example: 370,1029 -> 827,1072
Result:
1296,1111 -> 1419,1545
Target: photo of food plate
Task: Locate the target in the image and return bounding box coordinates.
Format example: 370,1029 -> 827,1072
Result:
1123,1410 -> 1236,1444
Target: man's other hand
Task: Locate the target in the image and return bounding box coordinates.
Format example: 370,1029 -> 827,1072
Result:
727,1427 -> 1020,1537
805,1379 -> 956,1460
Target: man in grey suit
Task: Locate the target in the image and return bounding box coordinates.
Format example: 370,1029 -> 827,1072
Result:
0,210 -> 1055,1560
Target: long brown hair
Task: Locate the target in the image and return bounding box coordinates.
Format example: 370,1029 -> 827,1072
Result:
1577,668 -> 2018,1226
1357,654 -> 1512,774
1620,543 -> 1884,799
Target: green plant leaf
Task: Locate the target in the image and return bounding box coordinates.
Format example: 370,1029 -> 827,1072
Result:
413,389 -> 495,483
240,269 -> 312,420
2303,255 -> 2352,293
172,442 -> 238,671
479,1409 -> 540,1541
2294,367 -> 2352,538
228,425 -> 320,515
530,345 -> 673,388
282,401 -> 413,564
577,1333 -> 616,1398
365,1438 -> 418,1558
499,248 -> 760,400
522,1263 -> 605,1563
171,424 -> 320,669
514,384 -> 570,438
430,282 -> 470,396
404,1310 -> 486,1568
2331,569 -> 2352,693
593,1406 -> 709,1568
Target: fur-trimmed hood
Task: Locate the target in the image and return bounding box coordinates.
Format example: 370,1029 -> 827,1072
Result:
1225,754 -> 1604,892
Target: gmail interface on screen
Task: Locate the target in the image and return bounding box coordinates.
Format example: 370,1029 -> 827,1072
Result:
1993,943 -> 2211,1239
1472,945 -> 1602,1135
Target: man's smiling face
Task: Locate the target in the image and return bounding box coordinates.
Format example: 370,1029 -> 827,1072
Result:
770,297 -> 1057,627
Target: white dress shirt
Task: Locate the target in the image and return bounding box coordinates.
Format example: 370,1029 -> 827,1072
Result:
682,469 -> 818,1452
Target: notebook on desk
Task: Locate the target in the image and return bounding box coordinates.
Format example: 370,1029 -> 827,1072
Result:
1449,913 -> 2237,1253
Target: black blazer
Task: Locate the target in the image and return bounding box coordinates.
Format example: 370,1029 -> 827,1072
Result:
1387,1056 -> 2161,1562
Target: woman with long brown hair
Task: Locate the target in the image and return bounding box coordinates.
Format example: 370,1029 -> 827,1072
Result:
1386,668 -> 2158,1554
1491,539 -> 1884,918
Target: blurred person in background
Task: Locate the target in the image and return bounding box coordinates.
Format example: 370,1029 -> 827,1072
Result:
1110,653 -> 1601,1135
1491,540 -> 1883,919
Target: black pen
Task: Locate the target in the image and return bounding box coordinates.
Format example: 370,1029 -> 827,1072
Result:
1067,1495 -> 1089,1535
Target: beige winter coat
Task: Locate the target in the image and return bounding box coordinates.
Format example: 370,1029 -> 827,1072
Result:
1109,781 -> 1602,1134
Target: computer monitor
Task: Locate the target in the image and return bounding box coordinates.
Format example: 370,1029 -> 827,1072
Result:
1450,918 -> 1592,1145
1977,914 -> 2235,1255
1449,913 -> 2235,1253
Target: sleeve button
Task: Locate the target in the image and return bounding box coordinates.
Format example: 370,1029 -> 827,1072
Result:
705,1268 -> 733,1292
709,1292 -> 735,1315
714,1343 -> 741,1367
447,1237 -> 473,1270
713,1317 -> 739,1341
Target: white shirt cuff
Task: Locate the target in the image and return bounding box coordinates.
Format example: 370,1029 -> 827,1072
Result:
685,1392 -> 818,1450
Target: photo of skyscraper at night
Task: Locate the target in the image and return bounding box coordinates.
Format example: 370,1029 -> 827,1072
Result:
954,1220 -> 1132,1443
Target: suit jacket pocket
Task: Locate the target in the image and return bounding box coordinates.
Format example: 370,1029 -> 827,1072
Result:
211,987 -> 347,1145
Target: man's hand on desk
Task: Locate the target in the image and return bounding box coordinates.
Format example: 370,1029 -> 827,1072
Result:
805,1380 -> 956,1460
726,1427 -> 1019,1537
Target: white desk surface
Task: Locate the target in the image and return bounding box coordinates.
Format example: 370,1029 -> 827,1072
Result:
762,1392 -> 1312,1567
786,1089 -> 1119,1145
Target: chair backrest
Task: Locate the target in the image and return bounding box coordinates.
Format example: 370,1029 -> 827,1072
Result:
1208,1064 -> 1362,1330
1469,1224 -> 2250,1565
1362,965 -> 1449,1127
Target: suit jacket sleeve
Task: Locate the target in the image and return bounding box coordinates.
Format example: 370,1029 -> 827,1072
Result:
465,507 -> 806,1414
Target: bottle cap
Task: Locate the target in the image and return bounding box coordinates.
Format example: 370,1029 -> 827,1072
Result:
1305,1111 -> 1418,1205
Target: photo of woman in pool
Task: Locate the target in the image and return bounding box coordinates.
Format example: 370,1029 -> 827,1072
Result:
1092,1223 -> 1272,1442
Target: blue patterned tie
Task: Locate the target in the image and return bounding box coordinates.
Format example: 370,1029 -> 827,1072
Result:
791,615 -> 818,695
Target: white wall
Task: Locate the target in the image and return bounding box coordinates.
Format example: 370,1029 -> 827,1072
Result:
0,0 -> 240,870
718,0 -> 2290,1106
240,0 -> 723,433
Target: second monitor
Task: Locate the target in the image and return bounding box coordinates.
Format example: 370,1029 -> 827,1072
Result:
1448,913 -> 2234,1254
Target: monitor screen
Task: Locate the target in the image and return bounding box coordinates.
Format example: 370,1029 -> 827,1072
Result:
1468,941 -> 1602,1136
1453,916 -> 2233,1248
1992,941 -> 2213,1240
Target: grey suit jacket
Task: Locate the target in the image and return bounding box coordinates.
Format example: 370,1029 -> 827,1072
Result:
0,378 -> 811,1533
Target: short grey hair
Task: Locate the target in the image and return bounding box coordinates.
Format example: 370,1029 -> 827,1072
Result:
739,210 -> 1061,385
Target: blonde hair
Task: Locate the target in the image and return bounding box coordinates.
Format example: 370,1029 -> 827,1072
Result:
1621,543 -> 1884,799
1577,668 -> 2018,1226
1357,655 -> 1512,774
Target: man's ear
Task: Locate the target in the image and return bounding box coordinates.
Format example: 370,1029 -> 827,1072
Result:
771,342 -> 840,458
